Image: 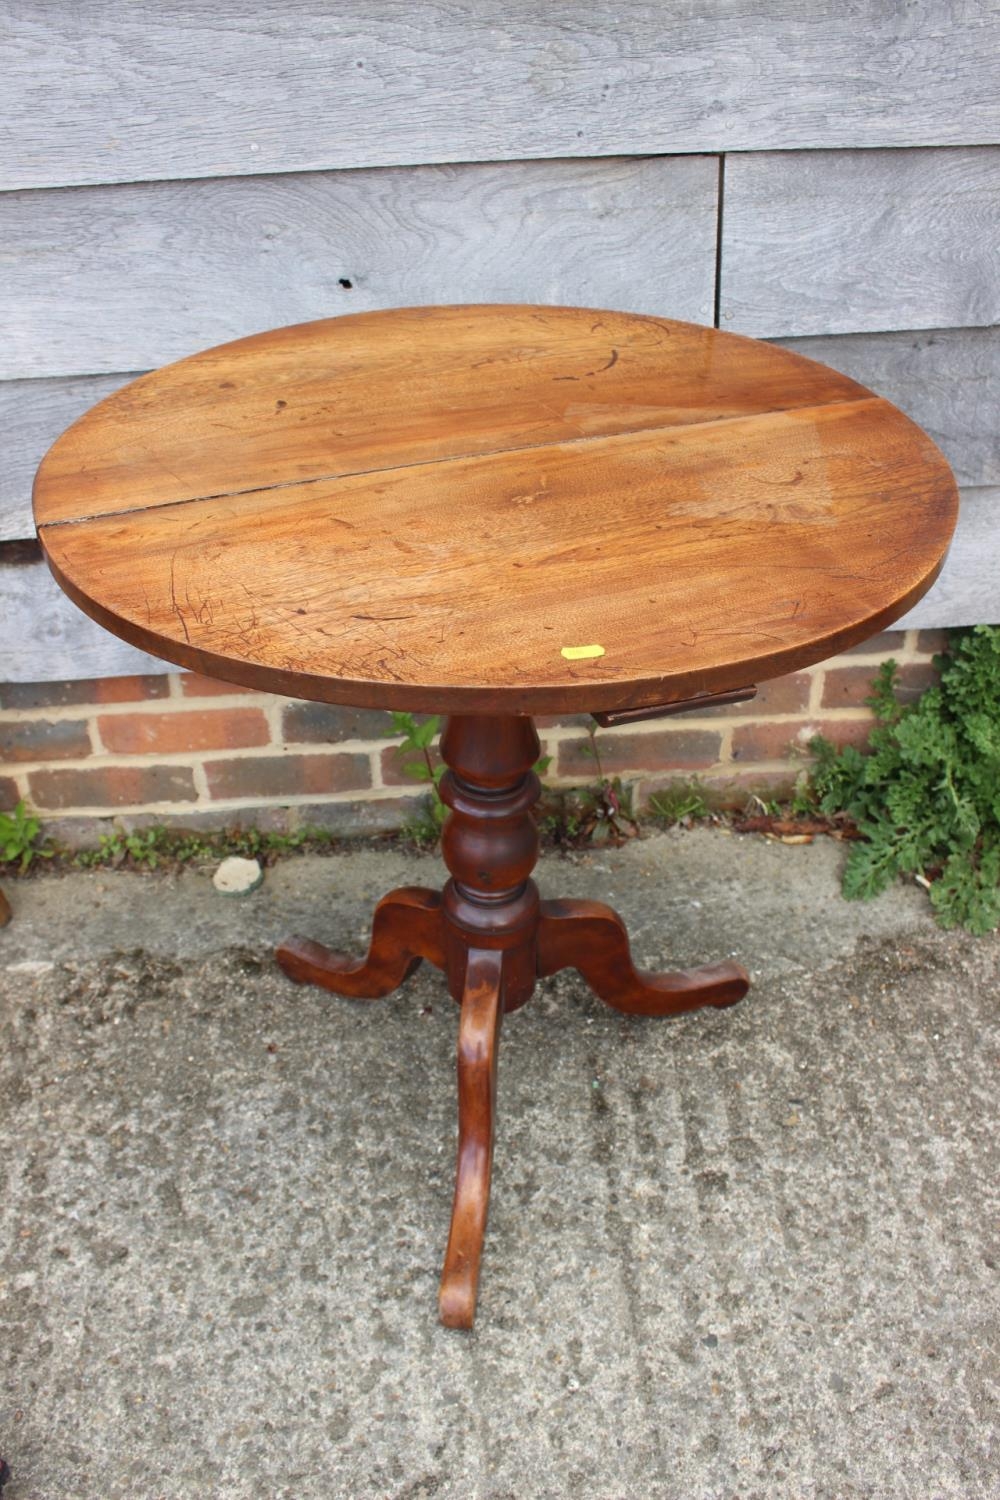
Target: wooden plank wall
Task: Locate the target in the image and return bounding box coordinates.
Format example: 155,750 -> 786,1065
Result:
2,1 -> 998,681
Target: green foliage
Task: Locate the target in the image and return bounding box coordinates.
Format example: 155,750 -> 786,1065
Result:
0,800 -> 51,872
73,823 -> 319,870
805,627 -> 1000,933
537,724 -> 639,846
387,711 -> 447,844
537,778 -> 639,848
76,827 -> 166,869
647,782 -> 709,827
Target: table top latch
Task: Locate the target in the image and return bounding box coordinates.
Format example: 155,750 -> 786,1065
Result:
592,685 -> 757,727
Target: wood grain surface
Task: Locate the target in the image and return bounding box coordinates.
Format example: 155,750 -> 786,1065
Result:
721,148 -> 1000,338
33,305 -> 958,713
1,156 -> 717,381
7,1 -> 999,192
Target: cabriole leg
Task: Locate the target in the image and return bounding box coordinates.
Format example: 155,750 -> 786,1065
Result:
276,886 -> 444,998
438,948 -> 504,1329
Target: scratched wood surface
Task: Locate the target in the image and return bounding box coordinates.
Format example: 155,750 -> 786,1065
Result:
7,0 -> 999,191
721,148 -> 1000,338
5,487 -> 993,682
32,306 -> 957,712
1,156 -> 717,381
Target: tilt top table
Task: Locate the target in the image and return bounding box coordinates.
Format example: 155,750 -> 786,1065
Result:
33,304 -> 957,1328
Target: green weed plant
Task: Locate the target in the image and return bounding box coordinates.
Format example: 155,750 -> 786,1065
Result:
807,626 -> 1000,933
0,800 -> 51,872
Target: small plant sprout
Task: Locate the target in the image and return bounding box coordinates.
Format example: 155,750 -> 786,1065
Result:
0,801 -> 51,873
387,711 -> 448,845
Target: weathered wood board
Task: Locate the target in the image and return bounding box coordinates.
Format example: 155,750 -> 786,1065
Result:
775,327 -> 1000,490
3,489 -> 994,684
895,487 -> 999,629
0,559 -> 167,683
721,148 -> 1000,338
1,155 -> 718,380
1,375 -> 135,541
6,1 -> 1000,191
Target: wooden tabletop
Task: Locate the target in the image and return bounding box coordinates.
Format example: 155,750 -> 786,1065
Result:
34,304 -> 957,714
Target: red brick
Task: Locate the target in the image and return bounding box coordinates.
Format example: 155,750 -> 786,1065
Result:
557,728 -> 722,777
179,672 -> 262,698
204,752 -> 370,801
705,770 -> 803,806
1,718 -> 92,763
91,676 -> 172,704
732,718 -> 872,763
293,798 -> 420,835
819,666 -> 883,709
0,776 -> 20,810
0,675 -> 169,710
838,630 -> 907,657
820,662 -> 937,710
916,630 -> 950,656
381,743 -> 443,787
542,676 -> 810,731
283,702 -> 392,744
29,764 -> 197,810
98,708 -> 271,756
694,672 -> 812,718
891,663 -> 940,705
641,769 -> 801,810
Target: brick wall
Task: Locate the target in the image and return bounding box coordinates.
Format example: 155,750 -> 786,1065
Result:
0,629 -> 945,844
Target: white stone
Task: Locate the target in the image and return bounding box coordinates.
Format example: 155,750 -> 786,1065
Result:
211,857 -> 264,896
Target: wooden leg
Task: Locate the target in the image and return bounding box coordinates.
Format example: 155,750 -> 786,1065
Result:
438,948 -> 504,1329
276,886 -> 444,998
537,898 -> 749,1017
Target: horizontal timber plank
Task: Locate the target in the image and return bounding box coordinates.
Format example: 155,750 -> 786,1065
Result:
0,375 -> 135,541
896,487 -> 1000,629
4,488 -> 991,684
721,148 -> 1000,338
0,156 -> 717,380
0,557 -> 167,683
774,327 -> 1000,489
6,1 -> 1000,191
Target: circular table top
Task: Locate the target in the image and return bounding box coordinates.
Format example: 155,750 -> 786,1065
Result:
34,304 -> 957,715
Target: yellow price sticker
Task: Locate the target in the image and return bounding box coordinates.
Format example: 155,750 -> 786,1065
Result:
560,644 -> 606,661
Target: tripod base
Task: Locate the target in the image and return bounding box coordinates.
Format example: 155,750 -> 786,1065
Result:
276,714 -> 748,1328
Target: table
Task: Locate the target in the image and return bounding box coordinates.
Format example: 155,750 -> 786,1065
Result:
33,304 -> 957,1328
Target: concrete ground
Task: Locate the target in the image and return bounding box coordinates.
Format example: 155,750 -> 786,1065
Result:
0,829 -> 997,1500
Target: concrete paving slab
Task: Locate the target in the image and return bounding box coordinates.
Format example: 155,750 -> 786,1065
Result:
0,830 -> 997,1499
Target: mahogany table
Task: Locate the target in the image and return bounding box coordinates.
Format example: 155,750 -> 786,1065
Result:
33,305 -> 957,1329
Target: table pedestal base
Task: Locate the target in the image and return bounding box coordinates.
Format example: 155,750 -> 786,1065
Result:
276,714 -> 749,1328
